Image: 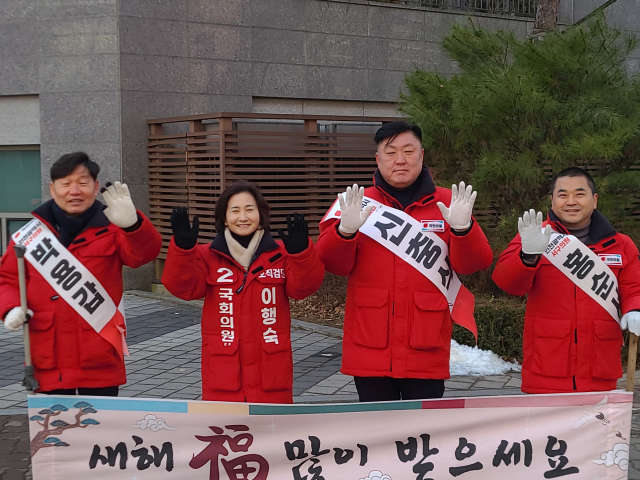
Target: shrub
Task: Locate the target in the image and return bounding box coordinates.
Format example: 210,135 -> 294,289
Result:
453,295 -> 526,362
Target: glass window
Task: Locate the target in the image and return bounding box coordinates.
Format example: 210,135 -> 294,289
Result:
0,150 -> 41,213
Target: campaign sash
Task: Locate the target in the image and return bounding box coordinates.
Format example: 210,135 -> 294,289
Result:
322,195 -> 477,338
543,231 -> 621,325
12,219 -> 129,358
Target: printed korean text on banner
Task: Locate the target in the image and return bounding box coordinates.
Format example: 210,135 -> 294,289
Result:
544,232 -> 621,325
28,391 -> 632,479
322,195 -> 477,337
12,219 -> 128,357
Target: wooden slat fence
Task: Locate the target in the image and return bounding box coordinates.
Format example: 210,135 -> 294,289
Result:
148,113 -> 399,267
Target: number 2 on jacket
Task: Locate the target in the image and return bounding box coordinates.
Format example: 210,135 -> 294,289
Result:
216,268 -> 233,283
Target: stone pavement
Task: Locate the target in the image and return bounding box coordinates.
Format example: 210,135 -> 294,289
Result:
0,291 -> 639,479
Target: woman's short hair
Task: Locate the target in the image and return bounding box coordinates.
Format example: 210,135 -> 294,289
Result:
214,180 -> 270,232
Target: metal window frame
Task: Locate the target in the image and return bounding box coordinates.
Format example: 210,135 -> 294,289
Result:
0,213 -> 33,254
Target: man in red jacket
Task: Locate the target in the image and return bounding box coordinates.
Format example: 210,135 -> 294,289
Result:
317,121 -> 493,402
0,152 -> 161,396
493,167 -> 640,394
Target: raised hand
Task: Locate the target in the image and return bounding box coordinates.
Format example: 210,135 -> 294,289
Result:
101,181 -> 138,228
278,213 -> 309,255
437,181 -> 477,231
338,184 -> 375,235
171,207 -> 200,250
518,209 -> 552,255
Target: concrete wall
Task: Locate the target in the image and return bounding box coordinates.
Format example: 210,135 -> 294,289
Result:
0,96 -> 40,145
116,0 -> 535,203
560,0 -> 640,75
2,0 -> 639,288
0,0 -> 122,193
115,0 -> 536,287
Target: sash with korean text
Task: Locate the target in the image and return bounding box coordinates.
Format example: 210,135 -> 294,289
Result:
12,219 -> 129,357
543,232 -> 621,325
322,196 -> 477,338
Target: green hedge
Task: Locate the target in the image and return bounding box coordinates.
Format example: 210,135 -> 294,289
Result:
453,295 -> 526,362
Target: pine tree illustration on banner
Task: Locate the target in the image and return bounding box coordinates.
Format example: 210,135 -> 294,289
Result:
29,401 -> 100,456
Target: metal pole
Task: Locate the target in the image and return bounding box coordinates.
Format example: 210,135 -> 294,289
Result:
13,245 -> 39,392
626,333 -> 638,392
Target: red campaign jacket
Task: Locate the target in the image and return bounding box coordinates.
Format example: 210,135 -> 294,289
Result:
161,231 -> 324,403
0,200 -> 162,392
316,169 -> 493,380
492,210 -> 640,394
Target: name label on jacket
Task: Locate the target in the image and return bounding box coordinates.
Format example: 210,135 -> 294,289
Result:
12,219 -> 128,356
421,220 -> 445,232
544,232 -> 620,324
322,195 -> 476,335
598,254 -> 623,266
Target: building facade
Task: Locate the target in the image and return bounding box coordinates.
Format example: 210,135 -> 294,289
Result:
1,0 -> 639,289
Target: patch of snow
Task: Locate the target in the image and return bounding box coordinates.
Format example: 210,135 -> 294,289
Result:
450,339 -> 521,376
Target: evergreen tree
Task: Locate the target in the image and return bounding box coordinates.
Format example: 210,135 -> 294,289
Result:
399,14 -> 640,248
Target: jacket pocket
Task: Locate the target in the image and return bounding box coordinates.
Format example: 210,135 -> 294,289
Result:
260,334 -> 293,392
409,292 -> 449,350
77,319 -> 121,369
352,288 -> 389,349
77,237 -> 117,257
590,320 -> 623,380
29,311 -> 56,370
204,334 -> 241,392
531,318 -> 572,378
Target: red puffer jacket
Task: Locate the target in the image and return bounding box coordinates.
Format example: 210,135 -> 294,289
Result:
162,231 -> 324,403
492,210 -> 640,394
0,200 -> 162,392
316,169 -> 493,380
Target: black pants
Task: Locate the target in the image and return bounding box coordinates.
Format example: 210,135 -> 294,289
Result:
39,386 -> 119,397
354,377 -> 444,402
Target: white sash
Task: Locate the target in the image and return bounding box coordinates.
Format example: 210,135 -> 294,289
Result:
12,219 -> 129,355
322,196 -> 464,314
543,232 -> 621,325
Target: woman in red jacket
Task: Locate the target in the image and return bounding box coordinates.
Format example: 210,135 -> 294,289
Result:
162,181 -> 324,403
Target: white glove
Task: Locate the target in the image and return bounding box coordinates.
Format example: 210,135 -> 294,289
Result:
437,181 -> 477,231
4,307 -> 33,332
337,184 -> 375,235
621,311 -> 640,336
102,181 -> 138,229
518,209 -> 552,255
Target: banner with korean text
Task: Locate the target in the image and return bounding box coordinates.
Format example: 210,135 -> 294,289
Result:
28,391 -> 631,480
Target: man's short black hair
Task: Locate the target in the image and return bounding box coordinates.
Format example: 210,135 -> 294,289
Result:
550,167 -> 597,196
374,121 -> 422,146
50,152 -> 100,182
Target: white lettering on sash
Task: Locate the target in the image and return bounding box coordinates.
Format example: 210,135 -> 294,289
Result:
544,232 -> 621,324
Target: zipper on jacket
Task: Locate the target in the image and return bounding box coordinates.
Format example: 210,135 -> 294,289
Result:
574,329 -> 577,343
236,271 -> 249,294
572,376 -> 577,390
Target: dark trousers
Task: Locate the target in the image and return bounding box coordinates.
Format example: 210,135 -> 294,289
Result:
354,377 -> 444,402
40,386 -> 119,397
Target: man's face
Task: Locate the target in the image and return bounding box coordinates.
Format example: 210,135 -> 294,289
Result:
49,165 -> 99,216
375,131 -> 424,188
551,175 -> 597,229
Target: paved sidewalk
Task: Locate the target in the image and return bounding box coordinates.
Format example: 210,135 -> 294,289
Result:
0,291 -> 639,480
